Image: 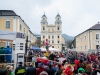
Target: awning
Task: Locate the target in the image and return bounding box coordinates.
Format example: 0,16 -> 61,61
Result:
32,46 -> 41,51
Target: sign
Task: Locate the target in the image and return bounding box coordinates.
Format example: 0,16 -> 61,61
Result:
0,30 -> 16,40
17,53 -> 24,66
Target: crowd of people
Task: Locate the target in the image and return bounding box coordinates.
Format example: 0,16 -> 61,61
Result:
1,50 -> 100,75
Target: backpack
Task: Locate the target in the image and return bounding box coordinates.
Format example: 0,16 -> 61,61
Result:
39,71 -> 48,75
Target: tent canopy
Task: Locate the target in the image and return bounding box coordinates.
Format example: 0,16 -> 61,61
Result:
32,46 -> 41,51
41,47 -> 60,52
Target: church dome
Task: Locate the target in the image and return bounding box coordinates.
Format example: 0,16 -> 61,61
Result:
42,13 -> 47,18
56,13 -> 61,17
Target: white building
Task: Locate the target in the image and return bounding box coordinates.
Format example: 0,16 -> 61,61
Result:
41,13 -> 63,50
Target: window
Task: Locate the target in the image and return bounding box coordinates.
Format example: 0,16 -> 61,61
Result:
96,45 -> 99,49
6,21 -> 10,28
49,41 -> 50,43
52,46 -> 54,48
48,36 -> 50,39
84,36 -> 86,41
58,18 -> 59,20
20,24 -> 22,31
96,34 -> 99,39
43,27 -> 45,30
57,27 -> 59,30
52,40 -> 54,43
43,18 -> 45,20
43,36 -> 45,39
58,46 -> 59,48
58,41 -> 59,43
52,36 -> 54,39
58,36 -> 59,38
85,46 -> 86,50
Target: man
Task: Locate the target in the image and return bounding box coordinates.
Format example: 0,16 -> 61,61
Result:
15,62 -> 26,75
28,49 -> 33,62
25,63 -> 36,75
0,68 -> 8,75
49,52 -> 56,61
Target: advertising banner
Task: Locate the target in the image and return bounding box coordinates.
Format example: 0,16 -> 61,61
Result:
0,30 -> 16,40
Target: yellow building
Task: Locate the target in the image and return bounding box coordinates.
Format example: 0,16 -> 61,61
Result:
0,10 -> 36,47
75,22 -> 100,51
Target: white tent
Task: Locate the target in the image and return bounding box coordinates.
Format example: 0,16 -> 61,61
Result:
41,47 -> 60,52
40,48 -> 46,51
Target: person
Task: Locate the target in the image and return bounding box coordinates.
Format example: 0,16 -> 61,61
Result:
55,64 -> 63,75
36,63 -> 47,75
46,63 -> 55,75
45,39 -> 49,52
25,63 -> 36,75
28,49 -> 33,62
49,52 -> 56,61
0,47 -> 5,63
64,65 -> 73,75
5,46 -> 12,63
6,65 -> 14,75
15,62 -> 26,75
0,68 -> 8,75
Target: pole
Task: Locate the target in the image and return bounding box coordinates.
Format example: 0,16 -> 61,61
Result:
25,36 -> 28,66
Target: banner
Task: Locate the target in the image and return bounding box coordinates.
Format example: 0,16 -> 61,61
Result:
0,30 -> 16,40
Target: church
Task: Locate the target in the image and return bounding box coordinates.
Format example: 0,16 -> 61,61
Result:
41,13 -> 66,50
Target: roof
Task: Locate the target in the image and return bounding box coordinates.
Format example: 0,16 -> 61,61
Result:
0,10 -> 17,16
75,23 -> 100,37
56,13 -> 61,18
0,10 -> 30,29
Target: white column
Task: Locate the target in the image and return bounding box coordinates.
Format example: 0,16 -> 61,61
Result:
17,19 -> 19,32
13,18 -> 16,32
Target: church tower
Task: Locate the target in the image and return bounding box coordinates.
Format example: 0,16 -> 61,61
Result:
41,12 -> 63,50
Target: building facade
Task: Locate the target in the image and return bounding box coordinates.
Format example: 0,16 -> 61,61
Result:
0,10 -> 37,47
75,22 -> 100,52
41,13 -> 65,50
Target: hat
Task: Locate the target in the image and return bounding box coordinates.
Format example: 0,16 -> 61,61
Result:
6,65 -> 13,69
64,68 -> 73,75
38,63 -> 43,67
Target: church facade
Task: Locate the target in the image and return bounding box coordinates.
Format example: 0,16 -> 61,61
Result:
41,13 -> 64,50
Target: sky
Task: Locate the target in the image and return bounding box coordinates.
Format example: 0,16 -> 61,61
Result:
0,0 -> 100,36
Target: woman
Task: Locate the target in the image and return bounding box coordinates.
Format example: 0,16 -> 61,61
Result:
63,65 -> 73,75
6,65 -> 14,75
85,63 -> 92,75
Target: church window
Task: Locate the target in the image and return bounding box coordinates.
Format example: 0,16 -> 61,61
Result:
43,27 -> 45,30
57,27 -> 59,30
48,36 -> 50,39
43,36 -> 45,39
43,18 -> 45,20
58,41 -> 59,43
52,46 -> 54,48
58,36 -> 59,38
52,40 -> 54,43
52,36 -> 54,39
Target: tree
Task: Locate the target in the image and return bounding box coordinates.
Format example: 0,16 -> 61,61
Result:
30,39 -> 45,47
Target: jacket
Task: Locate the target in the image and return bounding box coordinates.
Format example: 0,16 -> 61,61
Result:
15,65 -> 26,75
25,66 -> 36,75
